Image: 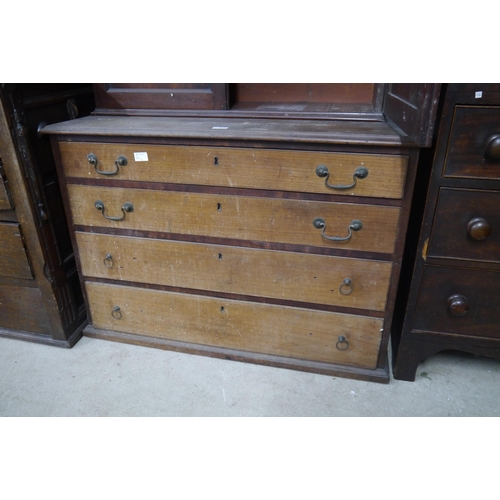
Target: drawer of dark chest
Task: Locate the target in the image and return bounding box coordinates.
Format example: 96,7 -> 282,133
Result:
427,188 -> 500,264
444,105 -> 500,180
412,265 -> 500,339
0,222 -> 33,279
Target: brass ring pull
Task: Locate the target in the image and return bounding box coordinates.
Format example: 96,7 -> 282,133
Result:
340,278 -> 353,295
111,306 -> 122,319
316,165 -> 368,190
103,254 -> 114,268
95,200 -> 134,221
87,153 -> 127,176
313,217 -> 363,242
336,336 -> 349,351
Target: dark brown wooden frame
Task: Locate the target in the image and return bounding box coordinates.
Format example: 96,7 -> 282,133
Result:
392,83 -> 500,381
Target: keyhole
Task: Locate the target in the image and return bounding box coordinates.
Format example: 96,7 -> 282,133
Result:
220,306 -> 225,313
214,156 -> 219,166
218,253 -> 223,260
217,203 -> 222,212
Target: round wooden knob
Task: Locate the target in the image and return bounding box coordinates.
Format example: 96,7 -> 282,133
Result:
466,217 -> 491,240
447,294 -> 469,316
485,134 -> 500,160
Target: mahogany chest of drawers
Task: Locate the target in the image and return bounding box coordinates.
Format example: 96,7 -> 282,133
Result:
392,84 -> 500,380
42,83 -> 439,382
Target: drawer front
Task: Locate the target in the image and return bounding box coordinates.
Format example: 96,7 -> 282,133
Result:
413,265 -> 500,339
0,284 -> 49,333
86,282 -> 383,368
0,223 -> 33,279
76,232 -> 393,311
59,142 -> 408,199
444,106 -> 500,180
67,184 -> 401,254
428,188 -> 500,264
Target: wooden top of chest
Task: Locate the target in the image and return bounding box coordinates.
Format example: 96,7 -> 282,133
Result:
41,115 -> 415,147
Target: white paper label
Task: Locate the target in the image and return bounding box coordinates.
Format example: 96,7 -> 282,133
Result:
134,152 -> 149,162
475,91 -> 483,98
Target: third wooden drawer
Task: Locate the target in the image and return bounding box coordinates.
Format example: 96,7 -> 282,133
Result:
76,232 -> 392,311
412,265 -> 500,339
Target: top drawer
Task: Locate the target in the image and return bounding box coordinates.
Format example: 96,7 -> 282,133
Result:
444,106 -> 500,180
58,142 -> 408,199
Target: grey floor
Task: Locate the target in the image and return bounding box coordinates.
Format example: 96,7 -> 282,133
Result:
0,335 -> 499,416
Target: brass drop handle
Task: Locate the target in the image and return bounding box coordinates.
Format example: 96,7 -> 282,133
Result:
466,217 -> 491,240
484,134 -> 500,160
95,200 -> 134,221
316,165 -> 368,190
336,336 -> 349,350
87,153 -> 127,175
447,294 -> 469,316
313,217 -> 363,242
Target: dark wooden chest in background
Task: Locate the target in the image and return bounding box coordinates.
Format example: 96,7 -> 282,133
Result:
392,83 -> 500,380
0,84 -> 94,346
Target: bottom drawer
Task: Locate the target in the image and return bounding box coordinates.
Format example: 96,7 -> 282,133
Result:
86,282 -> 383,369
413,265 -> 500,339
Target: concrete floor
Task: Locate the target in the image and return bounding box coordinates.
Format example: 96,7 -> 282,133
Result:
0,335 -> 499,416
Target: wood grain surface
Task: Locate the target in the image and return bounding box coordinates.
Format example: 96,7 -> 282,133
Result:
428,188 -> 500,263
0,178 -> 12,210
76,232 -> 392,311
41,115 -> 413,146
444,106 -> 500,180
0,222 -> 33,279
0,284 -> 48,333
86,281 -> 383,368
67,184 -> 401,253
59,143 -> 407,199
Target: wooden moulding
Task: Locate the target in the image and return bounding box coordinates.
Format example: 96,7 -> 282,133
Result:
41,115 -> 415,147
84,324 -> 390,383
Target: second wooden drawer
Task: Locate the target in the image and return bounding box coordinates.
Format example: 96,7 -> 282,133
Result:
67,184 -> 401,254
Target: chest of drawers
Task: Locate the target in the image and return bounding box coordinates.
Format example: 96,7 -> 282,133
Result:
392,84 -> 500,381
42,84 -> 439,383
